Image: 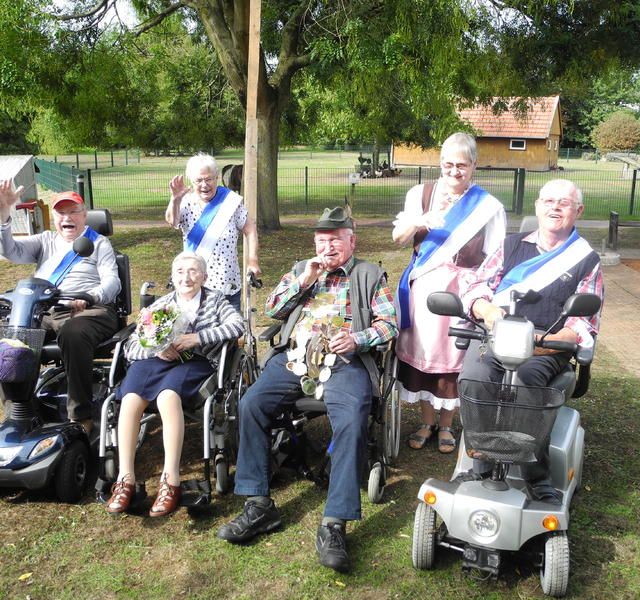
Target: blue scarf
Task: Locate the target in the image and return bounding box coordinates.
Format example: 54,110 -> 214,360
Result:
185,186 -> 231,252
397,186 -> 487,329
496,227 -> 580,294
47,227 -> 100,284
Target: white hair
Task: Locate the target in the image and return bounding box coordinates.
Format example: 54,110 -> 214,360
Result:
185,153 -> 218,183
172,251 -> 207,275
539,179 -> 583,206
441,132 -> 477,164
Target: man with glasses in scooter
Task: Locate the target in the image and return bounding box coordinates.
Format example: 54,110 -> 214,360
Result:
458,179 -> 604,504
0,181 -> 120,435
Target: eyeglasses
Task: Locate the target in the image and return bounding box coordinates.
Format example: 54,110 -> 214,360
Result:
53,208 -> 85,216
441,162 -> 471,172
537,197 -> 576,209
194,177 -> 214,185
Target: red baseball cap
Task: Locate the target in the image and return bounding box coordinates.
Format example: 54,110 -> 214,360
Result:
52,191 -> 84,210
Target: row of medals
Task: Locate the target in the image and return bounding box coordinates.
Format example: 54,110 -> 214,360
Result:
285,330 -> 336,399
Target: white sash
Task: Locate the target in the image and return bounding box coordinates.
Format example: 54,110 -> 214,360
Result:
493,236 -> 594,306
410,191 -> 504,281
188,191 -> 242,261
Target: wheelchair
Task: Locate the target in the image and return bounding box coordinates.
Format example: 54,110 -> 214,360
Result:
258,324 -> 401,504
0,209 -> 132,502
94,272 -> 261,509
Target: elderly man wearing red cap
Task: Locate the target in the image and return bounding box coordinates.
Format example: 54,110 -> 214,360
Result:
0,180 -> 121,434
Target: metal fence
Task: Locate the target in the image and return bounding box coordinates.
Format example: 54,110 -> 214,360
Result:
35,159 -> 94,206
33,158 -> 640,221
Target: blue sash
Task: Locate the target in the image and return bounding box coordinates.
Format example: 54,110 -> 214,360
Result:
397,186 -> 487,329
496,227 -> 580,294
185,186 -> 231,252
47,227 -> 100,284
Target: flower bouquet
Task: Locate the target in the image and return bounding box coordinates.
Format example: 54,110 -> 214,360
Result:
136,303 -> 192,361
286,292 -> 346,399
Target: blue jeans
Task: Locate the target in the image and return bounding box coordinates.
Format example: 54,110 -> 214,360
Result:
234,350 -> 372,520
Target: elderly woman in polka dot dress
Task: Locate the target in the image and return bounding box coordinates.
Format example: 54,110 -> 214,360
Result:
165,153 -> 260,311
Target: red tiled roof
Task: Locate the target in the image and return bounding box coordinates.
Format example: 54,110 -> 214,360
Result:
458,96 -> 560,139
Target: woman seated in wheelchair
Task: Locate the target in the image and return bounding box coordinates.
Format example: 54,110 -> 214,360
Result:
106,251 -> 243,517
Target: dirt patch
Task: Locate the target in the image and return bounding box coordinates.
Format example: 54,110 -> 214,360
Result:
622,259 -> 640,273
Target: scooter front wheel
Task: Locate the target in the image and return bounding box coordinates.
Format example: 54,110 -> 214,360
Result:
540,531 -> 570,597
54,440 -> 89,503
412,502 -> 437,569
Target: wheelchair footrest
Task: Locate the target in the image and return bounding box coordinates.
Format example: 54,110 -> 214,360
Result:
95,478 -> 147,509
180,479 -> 211,507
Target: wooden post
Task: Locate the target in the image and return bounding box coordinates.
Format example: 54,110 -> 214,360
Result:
242,0 -> 261,310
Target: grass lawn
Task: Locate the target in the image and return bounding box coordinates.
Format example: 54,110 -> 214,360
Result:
0,224 -> 639,599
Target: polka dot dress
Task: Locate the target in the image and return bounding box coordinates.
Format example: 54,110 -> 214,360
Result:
178,192 -> 248,295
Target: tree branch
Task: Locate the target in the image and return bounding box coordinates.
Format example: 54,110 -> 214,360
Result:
135,2 -> 187,36
54,0 -> 111,21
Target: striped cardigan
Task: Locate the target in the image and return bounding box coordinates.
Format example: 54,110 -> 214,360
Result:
125,287 -> 244,364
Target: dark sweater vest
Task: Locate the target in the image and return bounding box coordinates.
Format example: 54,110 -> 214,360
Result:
502,232 -> 600,332
262,258 -> 384,389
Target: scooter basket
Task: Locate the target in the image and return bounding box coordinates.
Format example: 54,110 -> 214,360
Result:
458,378 -> 565,464
0,326 -> 45,382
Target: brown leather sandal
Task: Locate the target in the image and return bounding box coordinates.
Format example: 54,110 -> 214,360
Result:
149,477 -> 182,517
106,479 -> 135,514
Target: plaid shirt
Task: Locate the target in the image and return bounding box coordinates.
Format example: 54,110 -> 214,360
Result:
463,231 -> 604,345
265,256 -> 398,350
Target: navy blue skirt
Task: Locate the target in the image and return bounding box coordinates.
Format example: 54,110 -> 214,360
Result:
116,356 -> 214,406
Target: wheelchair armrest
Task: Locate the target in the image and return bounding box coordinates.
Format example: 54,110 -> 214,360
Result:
111,323 -> 136,343
258,322 -> 282,344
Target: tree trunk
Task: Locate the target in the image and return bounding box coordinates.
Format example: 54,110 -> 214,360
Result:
256,101 -> 281,230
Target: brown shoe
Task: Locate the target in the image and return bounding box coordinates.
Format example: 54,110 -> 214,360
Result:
149,477 -> 181,517
106,479 -> 135,514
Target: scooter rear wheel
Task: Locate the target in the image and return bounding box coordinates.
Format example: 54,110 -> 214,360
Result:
540,531 -> 570,597
54,440 -> 88,503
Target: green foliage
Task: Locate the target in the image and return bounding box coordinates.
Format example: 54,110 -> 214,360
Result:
592,110 -> 640,152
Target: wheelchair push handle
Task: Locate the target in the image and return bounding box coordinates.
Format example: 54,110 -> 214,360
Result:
247,271 -> 263,289
447,326 -> 485,341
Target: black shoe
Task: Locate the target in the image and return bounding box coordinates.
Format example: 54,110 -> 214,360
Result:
217,499 -> 282,543
453,469 -> 484,483
529,479 -> 562,505
316,523 -> 350,572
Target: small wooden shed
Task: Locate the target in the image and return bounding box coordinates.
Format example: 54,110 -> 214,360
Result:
0,155 -> 39,233
392,96 -> 563,171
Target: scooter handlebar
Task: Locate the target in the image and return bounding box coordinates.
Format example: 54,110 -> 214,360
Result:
448,326 -> 485,341
537,339 -> 578,353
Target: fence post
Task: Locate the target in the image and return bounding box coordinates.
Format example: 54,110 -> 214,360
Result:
94,150 -> 98,170
630,169 -> 638,215
76,173 -> 88,206
609,211 -> 619,250
514,168 -> 526,214
110,150 -> 114,168
418,166 -> 422,185
75,153 -> 79,169
138,149 -> 141,163
304,166 -> 309,213
125,149 -> 128,166
87,169 -> 94,208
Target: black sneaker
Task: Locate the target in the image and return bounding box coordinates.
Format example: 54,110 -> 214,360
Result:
217,499 -> 282,543
316,523 -> 349,572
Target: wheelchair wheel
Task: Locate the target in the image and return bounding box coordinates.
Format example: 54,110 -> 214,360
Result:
227,351 -> 256,458
215,453 -> 231,494
103,449 -> 117,482
412,502 -> 437,569
384,383 -> 401,462
54,440 -> 89,503
367,461 -> 385,504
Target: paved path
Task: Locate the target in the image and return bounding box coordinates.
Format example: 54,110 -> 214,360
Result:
599,263 -> 640,377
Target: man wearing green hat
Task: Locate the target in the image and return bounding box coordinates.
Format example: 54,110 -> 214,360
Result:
218,206 -> 397,572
